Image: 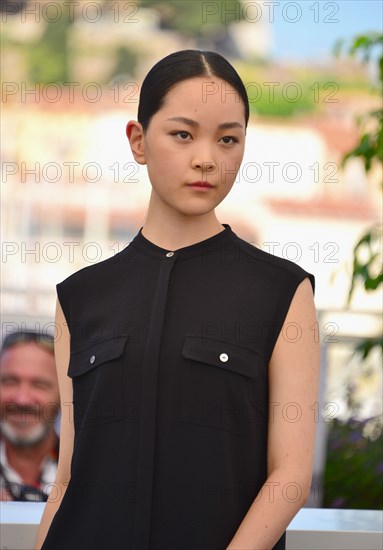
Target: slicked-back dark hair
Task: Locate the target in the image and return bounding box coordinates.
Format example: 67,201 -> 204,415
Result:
137,49 -> 249,132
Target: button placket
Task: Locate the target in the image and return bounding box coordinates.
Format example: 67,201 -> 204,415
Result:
133,252 -> 176,548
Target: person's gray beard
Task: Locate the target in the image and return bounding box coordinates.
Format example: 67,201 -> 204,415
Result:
0,420 -> 50,447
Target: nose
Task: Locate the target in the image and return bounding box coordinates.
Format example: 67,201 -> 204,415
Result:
3,385 -> 38,424
192,158 -> 217,174
12,383 -> 35,407
191,144 -> 217,174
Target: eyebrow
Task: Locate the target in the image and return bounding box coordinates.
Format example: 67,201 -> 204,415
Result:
166,116 -> 243,130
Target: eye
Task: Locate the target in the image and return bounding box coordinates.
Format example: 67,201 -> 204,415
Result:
33,381 -> 51,390
170,130 -> 191,140
169,132 -> 239,144
220,136 -> 239,144
1,376 -> 18,386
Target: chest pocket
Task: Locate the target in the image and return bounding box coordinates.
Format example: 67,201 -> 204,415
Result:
68,335 -> 129,430
179,335 -> 265,436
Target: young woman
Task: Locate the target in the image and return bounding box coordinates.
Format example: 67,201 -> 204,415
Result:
35,50 -> 320,550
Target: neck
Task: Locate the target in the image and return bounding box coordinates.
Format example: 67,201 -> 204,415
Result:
2,429 -> 57,485
142,193 -> 224,250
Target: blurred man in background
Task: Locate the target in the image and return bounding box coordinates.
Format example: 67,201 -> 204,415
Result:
0,330 -> 60,501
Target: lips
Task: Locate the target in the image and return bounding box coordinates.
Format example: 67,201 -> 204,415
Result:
187,181 -> 214,188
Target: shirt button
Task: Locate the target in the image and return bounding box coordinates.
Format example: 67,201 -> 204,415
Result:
90,355 -> 96,364
166,251 -> 174,257
219,353 -> 228,362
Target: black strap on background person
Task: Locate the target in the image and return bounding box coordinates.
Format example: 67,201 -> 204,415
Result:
0,462 -> 48,502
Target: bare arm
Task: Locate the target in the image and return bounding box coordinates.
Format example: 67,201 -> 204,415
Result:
33,297 -> 74,550
226,277 -> 320,550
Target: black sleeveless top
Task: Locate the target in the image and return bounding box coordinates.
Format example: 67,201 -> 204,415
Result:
41,223 -> 315,550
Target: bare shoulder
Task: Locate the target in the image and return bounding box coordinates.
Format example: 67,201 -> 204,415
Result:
270,275 -> 318,369
287,275 -> 317,326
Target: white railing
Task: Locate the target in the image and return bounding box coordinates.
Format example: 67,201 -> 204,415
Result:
1,502 -> 382,550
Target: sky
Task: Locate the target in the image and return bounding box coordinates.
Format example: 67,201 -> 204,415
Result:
268,0 -> 382,63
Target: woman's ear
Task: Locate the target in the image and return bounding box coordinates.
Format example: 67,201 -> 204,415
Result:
126,120 -> 146,165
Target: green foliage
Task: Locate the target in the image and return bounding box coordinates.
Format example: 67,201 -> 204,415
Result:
138,0 -> 244,35
334,32 -> 383,79
342,117 -> 382,173
353,336 -> 383,361
348,226 -> 383,296
237,57 -> 372,118
110,46 -> 139,80
322,32 -> 383,512
334,33 -> 382,178
26,6 -> 72,84
248,83 -> 315,118
323,417 -> 383,510
334,33 -> 382,356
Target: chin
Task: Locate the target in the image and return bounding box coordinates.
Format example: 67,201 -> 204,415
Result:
175,198 -> 222,214
0,420 -> 49,446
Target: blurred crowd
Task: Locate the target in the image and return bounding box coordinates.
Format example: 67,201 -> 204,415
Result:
0,330 -> 60,501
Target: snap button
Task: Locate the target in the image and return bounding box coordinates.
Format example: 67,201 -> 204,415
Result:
219,353 -> 228,362
90,355 -> 96,364
166,251 -> 174,257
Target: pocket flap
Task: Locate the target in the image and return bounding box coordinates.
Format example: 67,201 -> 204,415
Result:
68,335 -> 129,378
182,335 -> 259,379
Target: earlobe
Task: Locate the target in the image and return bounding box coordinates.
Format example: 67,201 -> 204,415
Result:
126,120 -> 147,165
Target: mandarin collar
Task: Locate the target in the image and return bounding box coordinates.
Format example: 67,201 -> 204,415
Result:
129,223 -> 235,260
